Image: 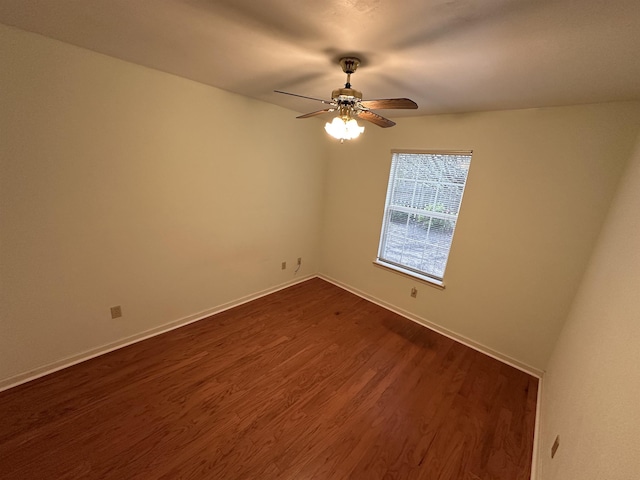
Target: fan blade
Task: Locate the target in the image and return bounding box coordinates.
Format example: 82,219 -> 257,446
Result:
356,110 -> 396,128
360,98 -> 418,110
297,109 -> 334,119
274,90 -> 333,105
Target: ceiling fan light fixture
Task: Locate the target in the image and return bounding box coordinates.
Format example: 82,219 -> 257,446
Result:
276,55 -> 417,140
324,116 -> 365,141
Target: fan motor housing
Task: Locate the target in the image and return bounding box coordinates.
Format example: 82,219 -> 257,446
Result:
331,87 -> 363,102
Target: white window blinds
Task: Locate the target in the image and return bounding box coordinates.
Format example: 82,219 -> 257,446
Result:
377,151 -> 472,282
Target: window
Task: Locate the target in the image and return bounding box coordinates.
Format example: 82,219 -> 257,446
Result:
376,150 -> 472,286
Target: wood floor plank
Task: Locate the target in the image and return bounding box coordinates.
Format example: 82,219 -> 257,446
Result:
0,278 -> 538,479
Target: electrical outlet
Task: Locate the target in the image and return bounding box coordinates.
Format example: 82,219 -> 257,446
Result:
551,435 -> 560,458
297,257 -> 302,266
110,305 -> 122,319
281,261 -> 287,270
411,287 -> 418,298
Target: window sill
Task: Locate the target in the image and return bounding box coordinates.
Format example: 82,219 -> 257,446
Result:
373,260 -> 446,290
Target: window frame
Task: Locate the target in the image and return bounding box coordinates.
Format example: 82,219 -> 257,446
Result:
375,149 -> 473,288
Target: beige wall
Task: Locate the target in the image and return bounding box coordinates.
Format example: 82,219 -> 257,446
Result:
320,103 -> 640,371
0,25 -> 326,384
538,135 -> 640,479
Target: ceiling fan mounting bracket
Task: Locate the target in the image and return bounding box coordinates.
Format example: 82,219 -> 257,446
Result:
339,57 -> 361,74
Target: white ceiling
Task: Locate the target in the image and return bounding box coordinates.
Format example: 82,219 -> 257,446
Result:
1,0 -> 639,117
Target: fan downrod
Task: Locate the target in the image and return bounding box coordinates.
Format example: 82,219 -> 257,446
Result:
338,57 -> 361,90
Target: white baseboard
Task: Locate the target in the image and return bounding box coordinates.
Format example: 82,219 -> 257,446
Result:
318,274 -> 544,378
0,274 -> 315,393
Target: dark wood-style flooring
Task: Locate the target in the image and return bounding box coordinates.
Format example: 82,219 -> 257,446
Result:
0,278 -> 538,479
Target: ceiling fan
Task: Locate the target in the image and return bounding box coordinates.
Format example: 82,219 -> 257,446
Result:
275,57 -> 417,141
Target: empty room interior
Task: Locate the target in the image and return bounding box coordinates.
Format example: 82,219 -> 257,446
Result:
1,1 -> 639,479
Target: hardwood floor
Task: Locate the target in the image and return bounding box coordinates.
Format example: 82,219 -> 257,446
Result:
0,278 -> 538,479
